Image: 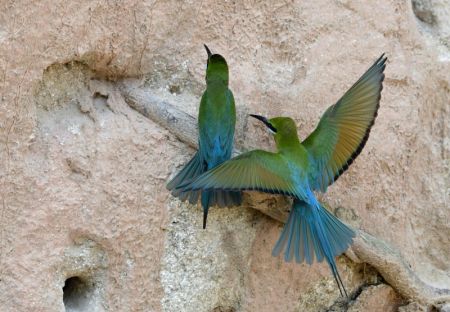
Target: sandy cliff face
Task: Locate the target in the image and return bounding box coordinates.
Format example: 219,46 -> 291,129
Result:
0,1 -> 449,311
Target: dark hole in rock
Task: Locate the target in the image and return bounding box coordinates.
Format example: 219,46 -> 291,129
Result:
63,276 -> 94,311
169,84 -> 181,94
411,0 -> 436,25
93,91 -> 108,100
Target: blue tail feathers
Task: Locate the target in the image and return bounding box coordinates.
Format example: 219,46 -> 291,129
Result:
167,152 -> 242,228
167,152 -> 204,204
272,199 -> 355,297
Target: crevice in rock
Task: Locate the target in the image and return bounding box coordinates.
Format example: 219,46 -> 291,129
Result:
34,56 -> 130,115
410,0 -> 450,56
60,236 -> 108,312
330,283 -> 382,312
411,0 -> 436,26
63,276 -> 96,312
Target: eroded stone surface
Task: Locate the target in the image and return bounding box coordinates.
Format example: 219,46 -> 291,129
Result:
348,284 -> 404,312
398,301 -> 431,312
0,1 -> 449,311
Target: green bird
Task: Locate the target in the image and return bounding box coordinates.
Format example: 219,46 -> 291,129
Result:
167,45 -> 242,229
178,54 -> 387,296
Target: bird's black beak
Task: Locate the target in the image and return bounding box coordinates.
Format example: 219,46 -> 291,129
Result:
250,114 -> 277,133
204,44 -> 212,58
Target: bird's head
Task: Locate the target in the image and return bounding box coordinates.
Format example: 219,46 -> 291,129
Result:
204,44 -> 229,85
250,115 -> 300,147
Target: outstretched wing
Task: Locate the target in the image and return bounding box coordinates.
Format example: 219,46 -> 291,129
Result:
303,54 -> 387,191
178,150 -> 297,196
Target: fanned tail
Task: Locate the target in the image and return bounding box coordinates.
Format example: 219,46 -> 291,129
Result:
167,152 -> 204,204
167,152 -> 242,229
272,199 -> 355,297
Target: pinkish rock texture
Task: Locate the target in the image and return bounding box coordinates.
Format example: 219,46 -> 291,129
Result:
347,284 -> 404,312
0,0 -> 449,311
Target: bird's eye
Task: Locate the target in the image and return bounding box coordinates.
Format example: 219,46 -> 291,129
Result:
267,123 -> 277,134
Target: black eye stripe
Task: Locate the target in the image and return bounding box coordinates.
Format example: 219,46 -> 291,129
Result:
249,114 -> 277,133
267,123 -> 277,133
260,117 -> 277,133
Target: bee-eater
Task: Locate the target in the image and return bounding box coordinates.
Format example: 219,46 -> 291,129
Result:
167,45 -> 242,229
178,54 -> 387,296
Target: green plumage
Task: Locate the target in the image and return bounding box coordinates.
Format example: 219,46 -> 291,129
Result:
167,45 -> 242,229
179,54 -> 387,296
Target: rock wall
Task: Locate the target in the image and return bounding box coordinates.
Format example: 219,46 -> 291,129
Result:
0,0 -> 449,311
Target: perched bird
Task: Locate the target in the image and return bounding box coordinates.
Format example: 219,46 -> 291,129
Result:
167,45 -> 241,229
178,54 -> 387,296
